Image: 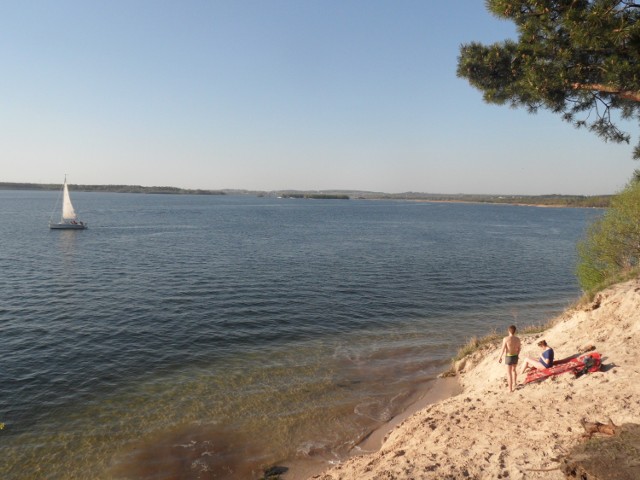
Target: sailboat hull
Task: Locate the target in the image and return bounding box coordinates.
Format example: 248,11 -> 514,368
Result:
49,222 -> 87,230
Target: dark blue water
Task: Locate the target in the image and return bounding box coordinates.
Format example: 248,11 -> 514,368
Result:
0,191 -> 600,479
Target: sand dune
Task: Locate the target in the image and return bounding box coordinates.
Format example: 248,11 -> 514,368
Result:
312,278 -> 640,479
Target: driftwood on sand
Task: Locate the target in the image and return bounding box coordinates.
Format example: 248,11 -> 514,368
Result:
562,420 -> 640,480
580,418 -> 619,439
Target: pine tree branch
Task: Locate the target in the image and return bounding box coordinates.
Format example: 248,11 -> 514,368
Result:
571,83 -> 640,102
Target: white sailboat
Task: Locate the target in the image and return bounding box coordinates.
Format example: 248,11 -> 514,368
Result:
49,176 -> 87,230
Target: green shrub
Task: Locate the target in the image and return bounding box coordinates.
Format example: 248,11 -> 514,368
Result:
577,176 -> 640,293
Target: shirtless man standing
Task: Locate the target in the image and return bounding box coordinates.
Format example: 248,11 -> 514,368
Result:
498,325 -> 521,392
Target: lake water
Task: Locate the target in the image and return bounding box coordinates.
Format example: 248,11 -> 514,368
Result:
0,191 -> 601,479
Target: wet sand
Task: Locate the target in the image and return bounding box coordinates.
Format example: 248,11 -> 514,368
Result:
282,377 -> 462,479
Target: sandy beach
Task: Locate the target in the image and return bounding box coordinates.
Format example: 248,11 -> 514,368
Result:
308,278 -> 640,479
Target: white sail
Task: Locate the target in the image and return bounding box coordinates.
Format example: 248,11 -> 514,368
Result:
61,181 -> 78,221
49,176 -> 86,229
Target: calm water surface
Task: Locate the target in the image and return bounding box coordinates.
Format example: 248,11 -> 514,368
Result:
0,191 -> 600,479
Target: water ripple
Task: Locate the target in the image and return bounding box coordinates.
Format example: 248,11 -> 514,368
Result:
0,192 -> 601,479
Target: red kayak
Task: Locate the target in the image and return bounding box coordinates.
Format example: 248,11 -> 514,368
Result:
524,352 -> 602,384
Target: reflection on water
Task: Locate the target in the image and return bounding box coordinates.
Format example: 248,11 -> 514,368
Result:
55,230 -> 79,263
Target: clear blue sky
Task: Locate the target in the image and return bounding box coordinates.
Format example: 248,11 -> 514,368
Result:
1,1 -> 637,194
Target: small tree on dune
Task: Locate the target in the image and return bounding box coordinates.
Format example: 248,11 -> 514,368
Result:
577,174 -> 640,291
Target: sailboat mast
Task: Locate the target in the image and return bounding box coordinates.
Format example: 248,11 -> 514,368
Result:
60,176 -> 66,222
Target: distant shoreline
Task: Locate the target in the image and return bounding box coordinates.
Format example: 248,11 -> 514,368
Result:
0,182 -> 611,207
403,198 -> 603,208
0,182 -> 227,196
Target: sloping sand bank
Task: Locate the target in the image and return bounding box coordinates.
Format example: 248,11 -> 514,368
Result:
312,278 -> 640,479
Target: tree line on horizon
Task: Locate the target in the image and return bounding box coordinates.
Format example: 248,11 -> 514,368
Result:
0,182 -> 611,207
365,192 -> 611,207
0,182 -> 226,195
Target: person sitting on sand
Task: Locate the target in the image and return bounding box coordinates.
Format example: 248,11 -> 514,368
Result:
520,340 -> 554,374
498,325 -> 521,392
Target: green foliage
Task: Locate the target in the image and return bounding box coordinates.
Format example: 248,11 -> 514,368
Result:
457,1 -> 640,158
577,177 -> 640,292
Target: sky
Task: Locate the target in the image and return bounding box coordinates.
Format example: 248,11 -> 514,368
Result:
1,1 -> 638,195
